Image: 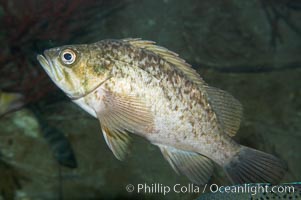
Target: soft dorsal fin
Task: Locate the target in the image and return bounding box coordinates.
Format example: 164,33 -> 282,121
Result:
205,86 -> 243,137
157,144 -> 214,185
97,90 -> 154,160
123,38 -> 205,86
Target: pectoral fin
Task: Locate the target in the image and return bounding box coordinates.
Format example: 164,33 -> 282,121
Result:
97,91 -> 154,160
157,144 -> 214,185
101,122 -> 131,160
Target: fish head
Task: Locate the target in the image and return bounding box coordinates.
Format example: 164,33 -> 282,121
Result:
37,44 -> 112,99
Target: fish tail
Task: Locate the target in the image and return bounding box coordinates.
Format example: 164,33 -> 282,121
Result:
224,145 -> 287,184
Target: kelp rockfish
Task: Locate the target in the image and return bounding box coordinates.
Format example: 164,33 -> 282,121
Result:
37,38 -> 287,184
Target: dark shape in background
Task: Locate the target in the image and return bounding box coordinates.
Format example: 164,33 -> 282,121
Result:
29,104 -> 78,169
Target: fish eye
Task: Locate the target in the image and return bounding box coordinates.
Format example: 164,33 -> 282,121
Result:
61,49 -> 76,65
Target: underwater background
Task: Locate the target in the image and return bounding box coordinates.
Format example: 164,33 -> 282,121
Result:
0,0 -> 300,199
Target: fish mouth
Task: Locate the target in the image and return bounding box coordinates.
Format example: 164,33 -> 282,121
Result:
37,53 -> 76,97
37,51 -> 62,82
37,52 -> 79,99
37,51 -> 69,93
37,54 -> 51,74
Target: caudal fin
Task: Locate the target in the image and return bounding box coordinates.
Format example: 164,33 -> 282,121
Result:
224,146 -> 287,184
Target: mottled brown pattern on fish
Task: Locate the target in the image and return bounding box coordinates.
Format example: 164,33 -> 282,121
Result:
93,40 -> 215,127
100,47 -> 225,156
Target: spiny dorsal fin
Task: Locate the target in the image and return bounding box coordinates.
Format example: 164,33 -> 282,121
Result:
123,38 -> 204,86
157,144 -> 214,185
97,90 -> 154,160
205,86 -> 243,137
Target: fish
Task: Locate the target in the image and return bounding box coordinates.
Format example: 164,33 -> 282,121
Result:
29,104 -> 78,168
197,183 -> 301,200
0,91 -> 24,117
39,121 -> 78,169
37,38 -> 287,184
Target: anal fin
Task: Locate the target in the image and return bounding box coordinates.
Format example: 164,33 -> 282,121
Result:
157,144 -> 214,185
